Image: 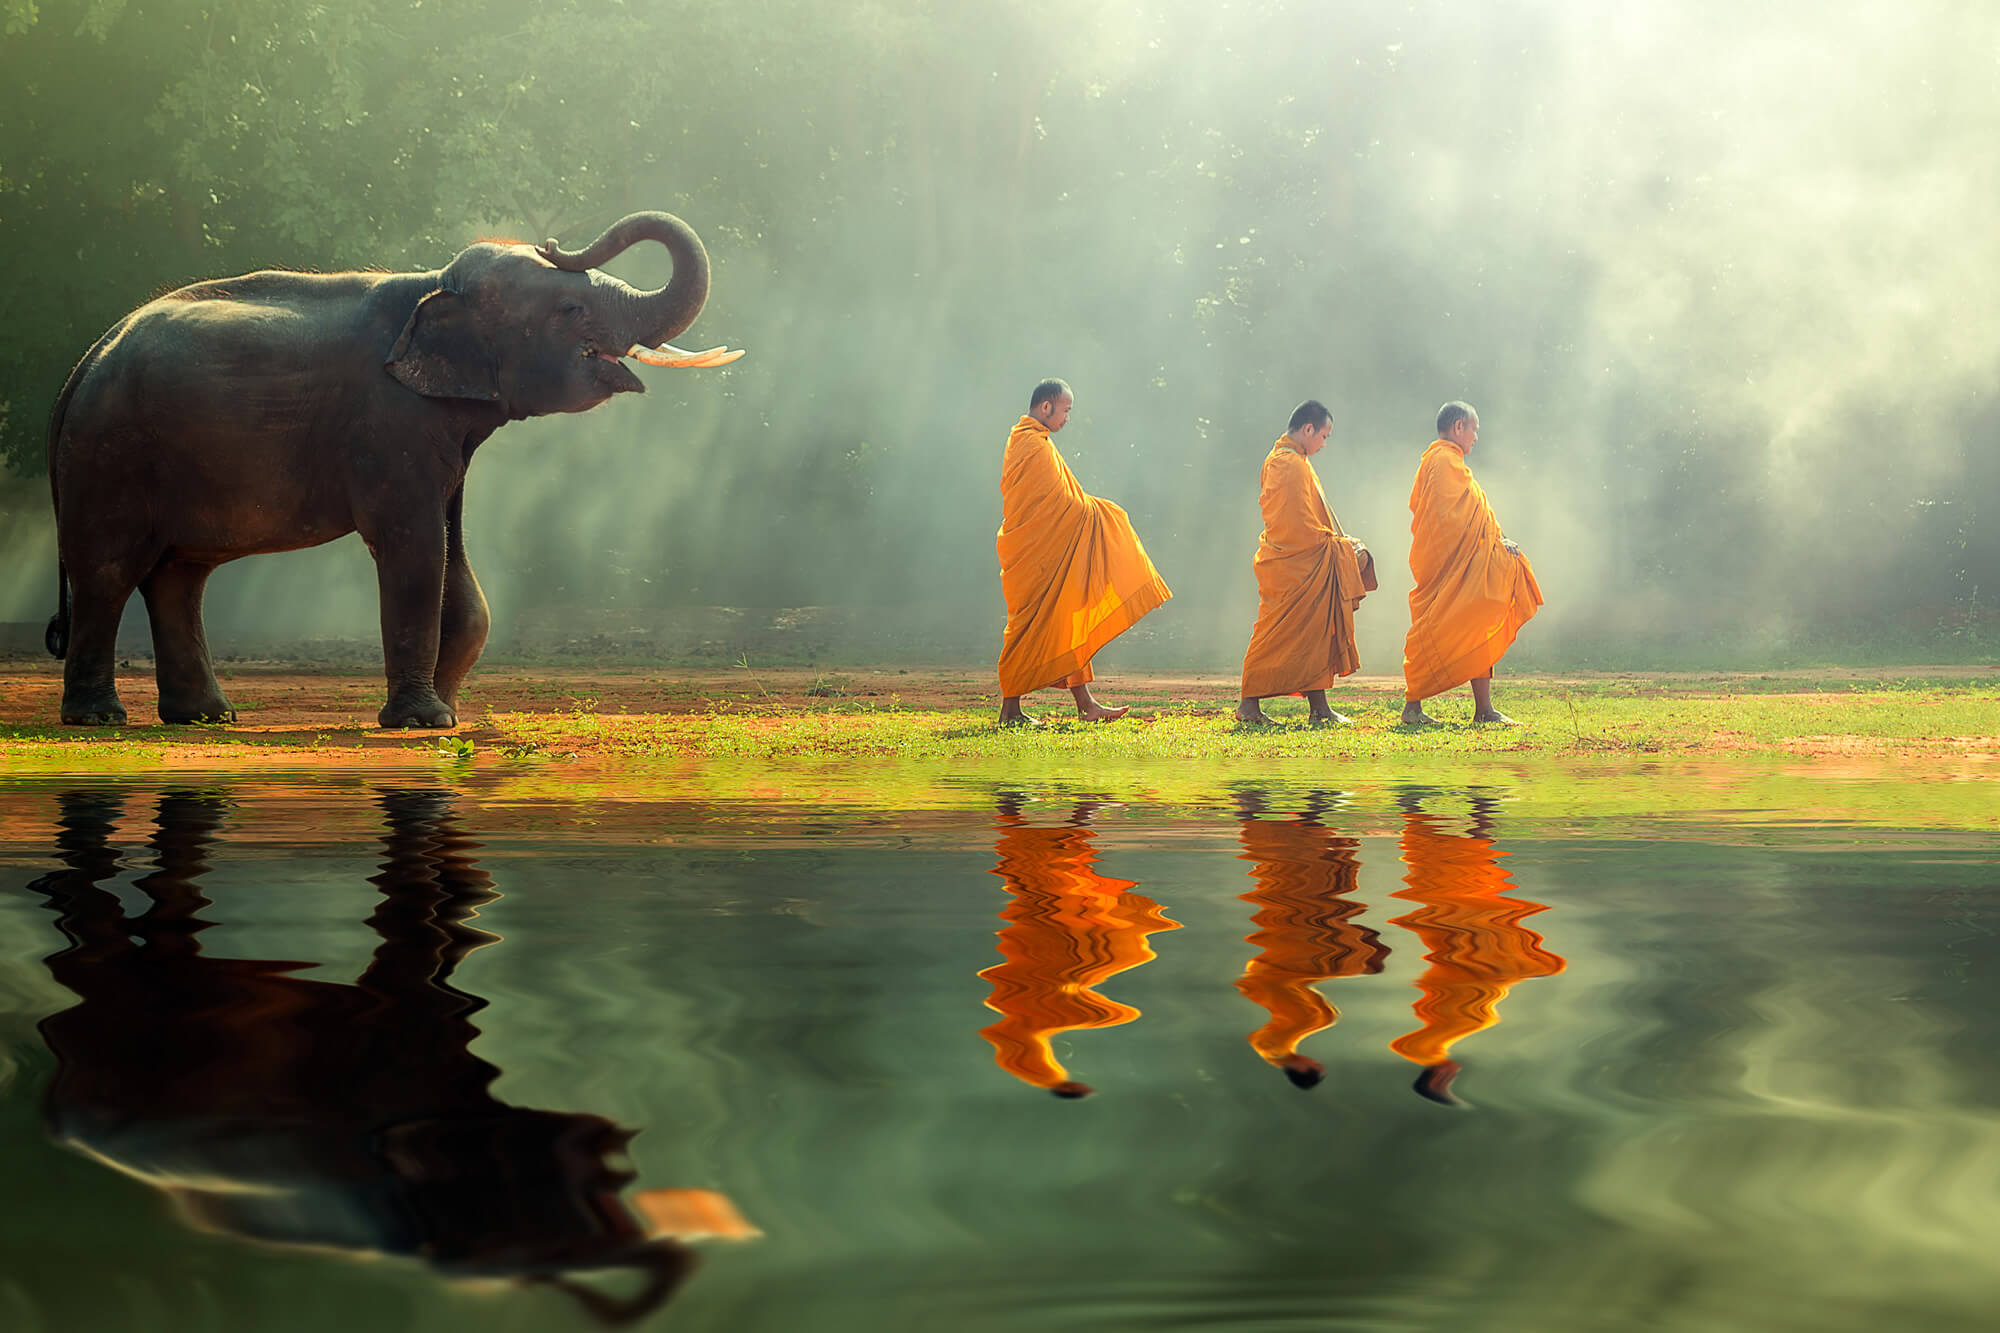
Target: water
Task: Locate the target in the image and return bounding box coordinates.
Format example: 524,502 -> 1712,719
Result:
0,765 -> 1995,1332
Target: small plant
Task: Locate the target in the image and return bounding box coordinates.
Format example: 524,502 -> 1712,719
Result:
734,652 -> 774,702
1557,687 -> 1583,744
435,736 -> 477,762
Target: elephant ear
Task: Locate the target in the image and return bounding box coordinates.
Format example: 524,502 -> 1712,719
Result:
385,289 -> 501,401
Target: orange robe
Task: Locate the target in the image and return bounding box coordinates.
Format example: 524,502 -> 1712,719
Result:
1401,439 -> 1543,701
1387,808 -> 1565,1068
997,416 -> 1172,696
978,813 -> 1180,1091
1239,441 -> 1366,700
1234,814 -> 1388,1067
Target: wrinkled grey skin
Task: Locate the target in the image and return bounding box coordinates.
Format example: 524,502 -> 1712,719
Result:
45,212 -> 710,728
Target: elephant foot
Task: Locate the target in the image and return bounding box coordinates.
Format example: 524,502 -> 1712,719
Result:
159,697 -> 238,725
61,691 -> 128,727
379,690 -> 457,729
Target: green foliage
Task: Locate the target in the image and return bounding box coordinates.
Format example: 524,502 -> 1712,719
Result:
2,0 -> 1992,644
434,734 -> 476,761
0,0 -> 874,470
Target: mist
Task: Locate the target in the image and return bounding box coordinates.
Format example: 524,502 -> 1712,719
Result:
4,0 -> 1996,672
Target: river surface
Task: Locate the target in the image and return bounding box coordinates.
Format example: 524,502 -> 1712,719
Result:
0,764 -> 1995,1332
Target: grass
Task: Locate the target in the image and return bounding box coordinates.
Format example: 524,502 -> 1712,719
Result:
465,685 -> 1999,762
2,675 -> 1995,830
2,676 -> 1993,781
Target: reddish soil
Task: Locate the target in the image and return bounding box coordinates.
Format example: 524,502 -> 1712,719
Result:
3,661 -> 1364,735
2,660 -> 1989,751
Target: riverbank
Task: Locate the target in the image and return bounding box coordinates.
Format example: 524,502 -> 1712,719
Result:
2,662 -> 1993,768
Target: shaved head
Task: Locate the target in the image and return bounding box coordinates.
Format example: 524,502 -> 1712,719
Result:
1289,400 -> 1331,433
1436,401 -> 1478,437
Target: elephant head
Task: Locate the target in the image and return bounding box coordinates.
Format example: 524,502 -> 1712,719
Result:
386,211 -> 712,417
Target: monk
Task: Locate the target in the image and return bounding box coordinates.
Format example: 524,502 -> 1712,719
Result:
997,379 -> 1173,725
1235,400 -> 1372,726
1231,790 -> 1388,1089
977,797 -> 1180,1097
1387,791 -> 1566,1106
1401,401 -> 1543,726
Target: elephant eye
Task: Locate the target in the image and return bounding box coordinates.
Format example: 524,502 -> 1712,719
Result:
557,303 -> 585,317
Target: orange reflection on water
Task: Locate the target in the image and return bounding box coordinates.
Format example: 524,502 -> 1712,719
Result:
1387,793 -> 1566,1104
1232,794 -> 1389,1088
978,801 -> 1181,1098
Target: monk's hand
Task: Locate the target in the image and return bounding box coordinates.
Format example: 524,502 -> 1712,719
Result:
1502,538 -> 1521,556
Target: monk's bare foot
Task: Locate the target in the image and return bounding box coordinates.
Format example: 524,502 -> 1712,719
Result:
1413,1060 -> 1467,1107
1078,703 -> 1129,722
1278,1054 -> 1325,1090
1400,702 -> 1440,727
998,705 -> 1042,727
1049,1080 -> 1094,1099
1308,710 -> 1351,727
1234,704 -> 1273,726
1472,709 -> 1520,726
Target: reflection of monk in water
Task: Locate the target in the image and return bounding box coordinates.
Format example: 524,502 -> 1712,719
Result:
31,788 -> 751,1326
1387,790 -> 1565,1106
1232,791 -> 1389,1089
978,796 -> 1180,1098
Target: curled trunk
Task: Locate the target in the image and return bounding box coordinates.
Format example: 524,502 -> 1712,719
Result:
539,212 -> 710,347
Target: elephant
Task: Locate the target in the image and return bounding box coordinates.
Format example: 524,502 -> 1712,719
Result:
43,210 -> 726,727
28,786 -> 736,1325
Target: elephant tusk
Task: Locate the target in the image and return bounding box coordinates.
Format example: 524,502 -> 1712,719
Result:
627,343 -> 746,368
631,1188 -> 762,1242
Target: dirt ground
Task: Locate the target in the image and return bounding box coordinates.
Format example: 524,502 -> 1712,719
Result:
3,659 -> 1992,736
0,661 -> 1302,733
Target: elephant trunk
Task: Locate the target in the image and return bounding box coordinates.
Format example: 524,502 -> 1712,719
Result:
538,212 -> 711,348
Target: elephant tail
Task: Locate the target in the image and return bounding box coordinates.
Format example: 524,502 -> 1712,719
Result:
46,565 -> 69,659
46,331 -> 110,662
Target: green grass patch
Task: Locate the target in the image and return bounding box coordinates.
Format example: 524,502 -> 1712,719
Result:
480,684 -> 1999,762
4,681 -> 1993,803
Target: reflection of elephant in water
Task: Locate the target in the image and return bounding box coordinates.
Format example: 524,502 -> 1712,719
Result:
30,788 -> 720,1325
45,211 -> 714,727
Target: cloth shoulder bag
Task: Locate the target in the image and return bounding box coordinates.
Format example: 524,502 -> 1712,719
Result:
1327,507 -> 1379,594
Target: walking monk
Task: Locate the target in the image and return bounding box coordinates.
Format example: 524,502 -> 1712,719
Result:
997,380 -> 1172,725
1401,402 -> 1543,726
1235,400 -> 1372,725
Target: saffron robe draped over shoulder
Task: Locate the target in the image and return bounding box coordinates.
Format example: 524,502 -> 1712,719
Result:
1234,815 -> 1388,1069
997,416 -> 1172,696
977,813 -> 1180,1092
1401,439 -> 1543,701
1387,809 -> 1565,1069
1239,441 -> 1366,700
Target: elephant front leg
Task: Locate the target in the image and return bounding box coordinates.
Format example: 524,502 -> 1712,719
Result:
370,527 -> 458,729
142,561 -> 236,724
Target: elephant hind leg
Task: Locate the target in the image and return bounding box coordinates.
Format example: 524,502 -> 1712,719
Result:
142,560 -> 235,724
59,560 -> 146,726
